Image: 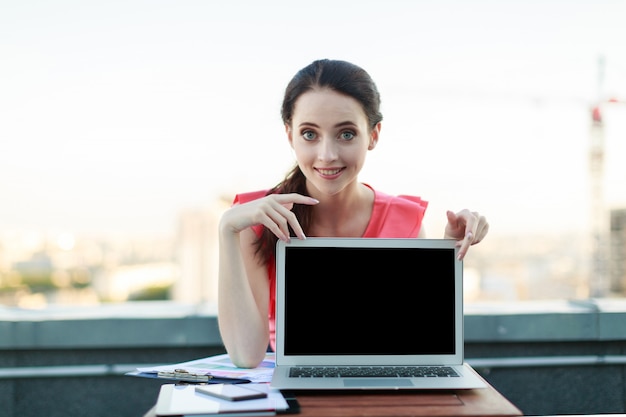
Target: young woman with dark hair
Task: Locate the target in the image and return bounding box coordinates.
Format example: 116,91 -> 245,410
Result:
217,59 -> 489,368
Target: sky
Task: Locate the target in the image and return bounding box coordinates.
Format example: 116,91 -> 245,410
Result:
1,0 -> 626,240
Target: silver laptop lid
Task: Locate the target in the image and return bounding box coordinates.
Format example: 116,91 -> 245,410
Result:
275,238 -> 464,367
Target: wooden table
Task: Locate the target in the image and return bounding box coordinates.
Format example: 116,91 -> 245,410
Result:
285,379 -> 522,417
143,378 -> 522,417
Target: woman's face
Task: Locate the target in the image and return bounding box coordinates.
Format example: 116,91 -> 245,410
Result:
286,88 -> 379,198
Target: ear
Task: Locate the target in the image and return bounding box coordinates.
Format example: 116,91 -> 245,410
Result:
368,122 -> 381,150
285,124 -> 294,148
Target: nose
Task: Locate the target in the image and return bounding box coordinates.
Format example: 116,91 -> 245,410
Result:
317,137 -> 338,162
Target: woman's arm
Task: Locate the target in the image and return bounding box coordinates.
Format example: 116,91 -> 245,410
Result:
217,194 -> 319,368
218,226 -> 270,368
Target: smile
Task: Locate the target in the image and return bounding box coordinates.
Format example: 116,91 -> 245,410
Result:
316,168 -> 344,176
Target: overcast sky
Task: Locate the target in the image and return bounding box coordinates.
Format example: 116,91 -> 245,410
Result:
1,0 -> 626,239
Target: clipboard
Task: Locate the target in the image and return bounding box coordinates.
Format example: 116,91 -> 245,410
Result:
128,352 -> 275,384
126,370 -> 251,384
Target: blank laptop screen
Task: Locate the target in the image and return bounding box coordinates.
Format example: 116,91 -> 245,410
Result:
283,246 -> 456,356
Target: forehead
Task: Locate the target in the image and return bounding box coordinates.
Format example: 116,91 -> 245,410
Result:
292,88 -> 367,124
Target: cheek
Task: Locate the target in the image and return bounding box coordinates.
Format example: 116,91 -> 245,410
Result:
347,147 -> 369,167
292,144 -> 314,162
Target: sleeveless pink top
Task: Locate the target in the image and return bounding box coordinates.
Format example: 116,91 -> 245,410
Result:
232,185 -> 428,351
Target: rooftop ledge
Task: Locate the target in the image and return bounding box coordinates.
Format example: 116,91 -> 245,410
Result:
1,299 -> 626,349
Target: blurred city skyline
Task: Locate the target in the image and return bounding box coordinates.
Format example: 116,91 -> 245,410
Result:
2,0 -> 626,243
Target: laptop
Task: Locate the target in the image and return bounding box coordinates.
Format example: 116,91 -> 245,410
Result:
269,237 -> 486,390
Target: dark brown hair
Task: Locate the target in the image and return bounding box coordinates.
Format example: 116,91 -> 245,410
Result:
254,59 -> 383,263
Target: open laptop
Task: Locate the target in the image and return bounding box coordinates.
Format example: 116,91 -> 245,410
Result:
269,237 -> 486,390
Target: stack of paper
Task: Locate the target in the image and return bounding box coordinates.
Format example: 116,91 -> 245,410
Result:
154,383 -> 290,416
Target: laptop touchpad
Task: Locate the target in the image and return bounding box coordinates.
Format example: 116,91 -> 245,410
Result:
344,379 -> 414,387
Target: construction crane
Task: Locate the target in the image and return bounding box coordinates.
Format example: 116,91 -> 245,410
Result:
588,55 -> 624,297
589,99 -> 607,297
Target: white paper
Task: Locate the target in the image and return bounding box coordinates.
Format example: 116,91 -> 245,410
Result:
155,383 -> 288,416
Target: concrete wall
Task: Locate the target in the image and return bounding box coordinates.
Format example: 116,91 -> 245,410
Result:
2,299 -> 626,417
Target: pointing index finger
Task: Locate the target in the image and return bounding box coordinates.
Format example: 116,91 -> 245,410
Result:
277,193 -> 319,206
456,232 -> 473,260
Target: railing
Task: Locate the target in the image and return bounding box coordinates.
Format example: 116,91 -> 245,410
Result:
2,299 -> 626,417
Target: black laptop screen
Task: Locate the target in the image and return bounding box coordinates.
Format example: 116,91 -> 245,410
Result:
283,246 -> 456,356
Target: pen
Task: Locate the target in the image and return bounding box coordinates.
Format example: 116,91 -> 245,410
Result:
156,369 -> 250,384
158,369 -> 212,382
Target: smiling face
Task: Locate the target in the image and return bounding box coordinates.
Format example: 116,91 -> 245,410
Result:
286,88 -> 380,199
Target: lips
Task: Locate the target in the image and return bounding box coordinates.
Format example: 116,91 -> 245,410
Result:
315,167 -> 344,178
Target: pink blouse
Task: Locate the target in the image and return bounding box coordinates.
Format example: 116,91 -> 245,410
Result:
231,185 -> 428,351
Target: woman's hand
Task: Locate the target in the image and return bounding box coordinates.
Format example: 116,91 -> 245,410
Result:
444,209 -> 489,260
220,193 -> 319,241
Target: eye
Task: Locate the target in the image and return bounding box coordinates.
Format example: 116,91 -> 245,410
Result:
340,131 -> 355,141
302,130 -> 317,141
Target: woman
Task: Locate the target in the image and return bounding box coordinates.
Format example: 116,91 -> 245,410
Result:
218,59 -> 489,368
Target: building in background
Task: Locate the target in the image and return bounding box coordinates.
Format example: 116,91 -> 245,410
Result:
610,208 -> 626,295
174,199 -> 229,304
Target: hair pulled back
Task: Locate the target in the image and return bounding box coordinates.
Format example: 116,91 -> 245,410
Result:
255,59 -> 383,262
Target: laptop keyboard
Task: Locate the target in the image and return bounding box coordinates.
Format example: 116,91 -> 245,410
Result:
289,366 -> 459,378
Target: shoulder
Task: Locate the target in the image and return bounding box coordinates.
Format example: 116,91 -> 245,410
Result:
367,184 -> 428,213
364,184 -> 429,238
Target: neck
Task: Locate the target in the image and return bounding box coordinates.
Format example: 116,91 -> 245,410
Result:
307,183 -> 374,237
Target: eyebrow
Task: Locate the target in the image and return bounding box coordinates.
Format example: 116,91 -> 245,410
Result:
334,121 -> 358,128
297,121 -> 358,129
